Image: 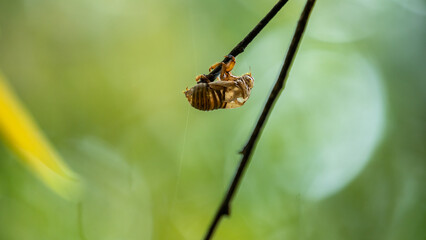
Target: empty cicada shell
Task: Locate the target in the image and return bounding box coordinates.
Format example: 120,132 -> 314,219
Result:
184,56 -> 254,111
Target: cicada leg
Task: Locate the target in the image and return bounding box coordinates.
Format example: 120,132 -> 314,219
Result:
195,74 -> 210,83
220,56 -> 239,81
208,62 -> 221,72
224,55 -> 236,72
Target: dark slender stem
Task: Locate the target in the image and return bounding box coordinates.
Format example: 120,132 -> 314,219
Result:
201,0 -> 290,83
203,1 -> 317,239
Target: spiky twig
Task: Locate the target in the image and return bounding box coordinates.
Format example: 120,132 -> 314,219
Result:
203,0 -> 317,239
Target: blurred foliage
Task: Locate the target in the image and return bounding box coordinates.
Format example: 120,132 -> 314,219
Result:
0,0 -> 425,239
0,72 -> 81,200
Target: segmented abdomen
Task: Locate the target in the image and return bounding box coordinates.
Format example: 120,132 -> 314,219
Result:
189,83 -> 227,111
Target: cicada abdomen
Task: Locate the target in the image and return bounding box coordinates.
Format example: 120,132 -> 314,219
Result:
184,74 -> 254,111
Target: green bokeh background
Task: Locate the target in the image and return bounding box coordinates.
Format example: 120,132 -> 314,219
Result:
0,0 -> 425,239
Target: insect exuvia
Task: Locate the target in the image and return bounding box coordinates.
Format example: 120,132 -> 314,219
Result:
183,56 -> 254,111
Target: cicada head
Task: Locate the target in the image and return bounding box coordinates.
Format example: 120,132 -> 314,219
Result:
242,73 -> 254,89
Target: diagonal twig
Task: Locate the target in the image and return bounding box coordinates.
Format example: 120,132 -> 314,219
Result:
203,0 -> 317,239
200,0 -> 290,83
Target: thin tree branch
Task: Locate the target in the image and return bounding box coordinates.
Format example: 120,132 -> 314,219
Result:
200,0 -> 290,83
203,0 -> 317,239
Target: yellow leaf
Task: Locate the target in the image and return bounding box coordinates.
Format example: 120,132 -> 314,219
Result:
0,71 -> 82,200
